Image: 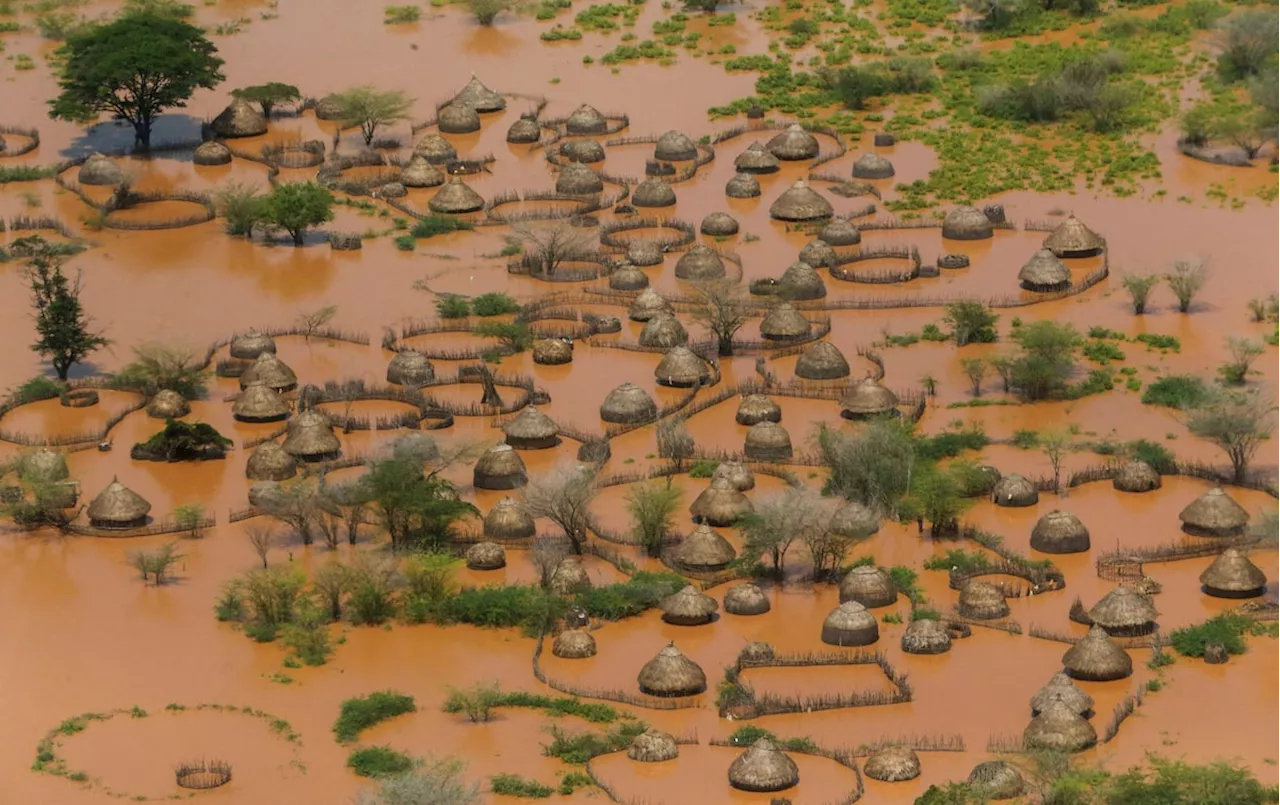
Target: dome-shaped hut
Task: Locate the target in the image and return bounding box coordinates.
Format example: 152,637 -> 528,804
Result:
437,103 -> 480,134
473,443 -> 527,490
758,304 -> 812,345
661,585 -> 719,626
1019,249 -> 1071,291
992,474 -> 1038,507
770,180 -> 833,221
852,152 -> 895,180
193,140 -> 232,166
638,642 -> 706,696
282,409 -> 341,460
700,212 -> 739,236
799,238 -> 836,269
712,460 -> 755,492
728,738 -> 800,792
766,124 -> 819,161
863,746 -> 920,782
414,133 -> 457,163
1023,695 -> 1098,753
248,480 -> 288,510
1088,587 -> 1157,636
400,154 -> 446,188
533,338 -> 574,365
386,350 -> 435,387
968,761 -> 1024,800
239,352 -> 297,392
600,382 -> 657,423
632,178 -> 675,207
778,261 -> 826,300
553,629 -> 596,659
314,95 -> 343,119
654,130 -> 697,161
245,442 -> 297,481
830,501 -> 879,539
724,583 -> 770,615
736,394 -> 781,426
230,330 -> 276,360
839,377 -> 898,417
674,244 -> 725,280
739,641 -> 774,663
484,497 -> 536,540
211,97 -> 268,138
796,341 -> 851,380
233,382 -> 289,422
379,181 -> 408,200
639,313 -> 689,348
942,206 -> 994,240
556,162 -> 604,195
506,115 -> 541,144
1043,214 -> 1104,258
628,287 -> 672,321
1030,672 -> 1093,717
822,601 -> 879,646
1180,487 -> 1249,536
840,565 -> 897,608
429,176 -> 485,214
87,477 -> 151,529
690,477 -> 753,526
451,75 -> 505,112
146,389 -> 190,419
726,172 -> 762,198
1201,548 -> 1267,598
550,556 -> 592,594
655,346 -> 710,388
20,448 -> 69,482
958,581 -> 1010,620
744,421 -> 792,462
1114,460 -> 1161,493
901,618 -> 951,655
674,523 -> 736,571
734,142 -> 780,174
1062,625 -> 1133,681
819,218 -> 862,246
566,104 -> 607,135
1030,510 -> 1090,554
628,729 -> 678,762
79,153 -> 125,185
627,241 -> 664,267
609,262 -> 649,291
465,541 -> 507,570
502,407 -> 560,450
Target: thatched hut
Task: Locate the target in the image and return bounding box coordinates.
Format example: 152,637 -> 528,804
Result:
502,407 -> 560,450
627,241 -> 664,267
942,206 -> 994,240
465,541 -> 507,570
736,394 -> 781,426
629,288 -> 672,322
674,244 -> 726,280
239,352 -> 297,392
769,180 -> 833,221
830,501 -> 879,539
968,761 -> 1024,800
533,338 -> 574,365
1201,548 -> 1267,598
628,729 -> 679,762
796,341 -> 850,380
701,212 -> 739,236
437,103 -> 480,134
1043,214 -> 1104,258
484,497 -> 536,540
798,238 -> 836,269
724,583 -> 770,615
506,115 -> 541,144
451,75 -> 505,112
386,350 -> 435,387
655,346 -> 710,388
600,382 -> 657,423
245,442 -> 297,481
852,152 -> 895,180
550,556 -> 592,594
230,330 -> 276,360
248,480 -> 287,510
755,304 -> 810,343
473,443 -> 528,490
992,474 -> 1038,507
553,629 -> 596,659
392,432 -> 439,464
1030,510 -> 1091,554
1089,587 -> 1158,636
839,377 -> 898,417
767,124 -> 819,161
566,104 -> 607,135
958,581 -> 1009,620
633,177 -> 676,207
556,162 -> 604,194
691,477 -> 753,526
414,133 -> 457,163
282,409 -> 341,460
193,140 -> 233,166
637,642 -> 706,696
901,618 -> 951,655
1062,625 -> 1133,681
639,313 -> 689,348
674,523 -> 736,570
79,153 -> 125,185
378,181 -> 407,200
87,477 -> 151,529
1023,695 -> 1098,753
429,176 -> 485,214
819,218 -> 861,246
740,641 -> 775,664
728,738 -> 800,792
146,389 -> 190,419
1030,672 -> 1093,717
610,263 -> 650,291
734,142 -> 780,174
778,261 -> 826,300
822,601 -> 879,646
661,585 -> 719,626
20,448 -> 69,482
314,95 -> 343,120
863,746 -> 920,782
233,382 -> 289,422
712,460 -> 755,492
654,130 -> 697,161
1180,487 -> 1249,536
744,421 -> 792,462
839,565 -> 897,608
726,172 -> 762,198
1114,460 -> 1161,492
211,98 -> 268,138
400,154 -> 445,188
1019,249 -> 1071,291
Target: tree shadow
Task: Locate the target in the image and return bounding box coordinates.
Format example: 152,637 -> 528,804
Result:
58,114 -> 207,159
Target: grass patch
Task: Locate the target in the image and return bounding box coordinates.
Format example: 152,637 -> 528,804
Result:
333,691 -> 417,743
347,745 -> 415,777
923,549 -> 991,573
384,4 -> 420,23
491,774 -> 555,798
544,721 -> 647,764
410,215 -> 472,239
0,165 -> 56,183
1142,375 -> 1209,409
727,725 -> 818,752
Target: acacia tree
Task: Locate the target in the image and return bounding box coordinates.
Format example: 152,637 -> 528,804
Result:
741,487 -> 828,577
331,85 -> 414,146
1186,389 -> 1276,483
364,455 -> 478,551
1120,273 -> 1160,315
943,301 -> 999,346
1039,429 -> 1070,491
49,14 -> 224,150
24,240 -> 109,380
524,464 -> 599,555
626,479 -> 682,557
232,82 -> 301,118
689,279 -> 750,356
260,182 -> 334,246
1165,260 -> 1208,314
960,357 -> 986,397
514,224 -> 592,276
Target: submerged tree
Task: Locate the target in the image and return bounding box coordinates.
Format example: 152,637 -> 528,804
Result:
626,479 -> 682,557
656,417 -> 695,469
1164,259 -> 1208,314
960,357 -> 986,397
523,464 -> 599,555
364,457 -> 478,551
113,341 -> 209,398
1185,388 -> 1276,483
943,301 -> 999,346
514,224 -> 592,277
688,279 -> 750,357
741,487 -> 829,577
258,182 -> 334,246
817,421 -> 916,517
330,85 -> 414,146
353,756 -> 480,805
1120,273 -> 1160,315
1009,321 -> 1081,401
23,238 -> 109,381
232,82 -> 301,118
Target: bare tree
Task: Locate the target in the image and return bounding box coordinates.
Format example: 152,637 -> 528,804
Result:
1220,336 -> 1264,385
316,507 -> 344,549
312,560 -> 351,621
1120,273 -> 1160,315
989,354 -> 1015,393
1039,429 -> 1070,492
960,357 -> 987,397
295,304 -> 338,342
524,464 -> 599,555
656,417 -> 695,469
128,542 -> 184,586
742,487 -> 830,577
688,279 -> 751,356
1186,388 -> 1276,482
513,224 -> 593,276
531,536 -> 568,589
1165,259 -> 1208,313
244,523 -> 277,568
344,502 -> 367,545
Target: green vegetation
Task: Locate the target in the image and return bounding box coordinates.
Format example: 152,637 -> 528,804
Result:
470,292 -> 520,316
133,420 -> 231,461
575,2 -> 640,30
348,745 -> 415,777
334,691 -> 417,742
490,774 -> 555,798
329,85 -> 413,146
1186,388 -> 1276,482
1133,333 -> 1181,352
923,549 -> 990,573
362,457 -> 479,551
727,725 -> 817,753
23,237 -> 109,381
601,39 -> 674,65
411,215 -> 472,239
944,302 -> 999,346
444,685 -> 625,724
627,479 -> 682,557
1082,340 -> 1125,365
436,296 -> 471,318
1172,612 -> 1277,658
688,459 -> 719,478
0,165 -> 57,184
260,182 -> 334,246
472,321 -> 533,354
544,721 -> 648,763
384,4 -> 420,23
1142,375 -> 1208,409
231,81 -> 300,117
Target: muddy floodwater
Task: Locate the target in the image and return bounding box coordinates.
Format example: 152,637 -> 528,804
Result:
0,0 -> 1277,802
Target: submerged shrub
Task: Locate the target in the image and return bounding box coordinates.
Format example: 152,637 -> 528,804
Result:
334,691 -> 417,742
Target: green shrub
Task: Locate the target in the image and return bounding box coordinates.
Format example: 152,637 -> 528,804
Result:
1170,613 -> 1261,657
923,549 -> 990,573
8,375 -> 63,404
384,4 -> 420,23
1082,340 -> 1125,364
470,292 -> 520,316
333,691 -> 417,742
1011,429 -> 1040,449
436,584 -> 565,634
1124,439 -> 1176,474
558,771 -> 593,795
1142,375 -> 1209,409
348,745 -> 415,777
688,458 -> 719,477
410,215 -> 471,239
393,234 -> 416,251
490,774 -> 554,798
435,296 -> 471,319
544,721 -> 647,763
573,571 -> 685,620
915,425 -> 988,459
726,725 -> 817,752
132,420 -> 231,461
1134,333 -> 1181,352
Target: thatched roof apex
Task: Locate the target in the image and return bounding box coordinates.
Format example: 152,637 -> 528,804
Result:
1023,695 -> 1098,753
968,761 -> 1024,799
474,443 -> 527,478
560,138 -> 606,163
796,341 -> 850,380
87,477 -> 151,524
637,642 -> 706,696
239,352 -> 297,391
734,142 -> 780,173
633,177 -> 676,207
713,460 -> 754,492
414,133 -> 457,163
212,97 -> 268,138
627,241 -> 664,267
700,211 -> 739,236
821,600 -> 879,646
629,287 -> 672,321
282,409 -> 340,458
503,406 -> 559,441
655,346 -> 709,386
20,448 -> 69,482
724,582 -> 770,615
852,152 -> 895,180
245,441 -> 297,481
1043,214 -> 1104,256
901,618 -> 951,655
760,302 -> 812,339
566,104 -> 607,135
465,541 -> 506,570
193,140 -> 232,166
1030,671 -> 1093,716
766,124 -> 819,160
429,175 -> 485,214
745,420 -> 791,450
839,376 -> 898,414
639,312 -> 689,348
726,172 -> 762,198
146,389 -> 190,419
233,382 -> 289,421
779,260 -> 826,300
484,496 -> 536,540
400,154 -> 446,188
628,729 -> 679,762
1062,624 -> 1133,681
506,116 -> 542,144
863,745 -> 920,782
661,584 -> 719,624
1114,460 -> 1161,492
1019,249 -> 1070,289
452,74 -> 505,112
830,500 -> 879,538
818,218 -> 861,246
610,263 -> 649,291
1088,586 -> 1157,632
655,130 -> 698,161
728,738 -> 800,792
552,628 -> 596,659
958,580 -> 1009,619
386,349 -> 435,387
438,102 -> 480,134
79,152 -> 124,185
557,162 -> 604,194
1030,509 -> 1090,554
600,382 -> 657,423
673,244 -> 725,280
675,523 -> 736,570
839,565 -> 897,607
690,476 -> 753,526
769,179 -> 833,221
1180,487 -> 1249,535
736,394 -> 781,426
992,473 -> 1038,506
1200,548 -> 1267,595
942,205 -> 994,240
229,329 -> 276,360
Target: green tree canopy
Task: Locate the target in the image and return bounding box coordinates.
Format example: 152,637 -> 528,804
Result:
23,237 -> 108,381
232,82 -> 302,118
259,182 -> 334,246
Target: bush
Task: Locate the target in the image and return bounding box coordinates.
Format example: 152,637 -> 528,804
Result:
334,691 -> 417,742
1082,340 -> 1125,365
384,4 -> 420,23
443,681 -> 501,723
1170,613 -> 1258,657
490,774 -> 554,798
543,721 -> 647,764
393,234 -> 415,251
132,420 -> 231,461
112,342 -> 209,399
1214,11 -> 1279,83
916,425 -> 989,460
348,745 -> 415,777
472,321 -> 532,353
470,292 -> 520,316
688,459 -> 719,478
1142,375 -> 1209,409
1125,439 -> 1176,474
436,584 -> 565,634
468,0 -> 510,24
1011,429 -> 1040,449
215,181 -> 264,236
436,296 -> 471,319
411,215 -> 471,239
260,182 -> 334,246
573,571 -> 685,620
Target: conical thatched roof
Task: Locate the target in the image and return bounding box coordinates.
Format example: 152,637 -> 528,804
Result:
637,642 -> 706,696
146,389 -> 190,419
744,420 -> 792,462
639,312 -> 689,348
1019,249 -> 1070,291
550,556 -> 592,594
466,541 -> 507,570
700,212 -> 739,236
830,501 -> 879,539
691,477 -> 753,526
822,601 -> 879,646
736,394 -> 781,426
770,180 -> 833,221
628,729 -> 678,762
901,618 -> 951,655
739,641 -> 775,663
674,523 -> 736,570
840,565 -> 897,608
473,443 -> 528,490
79,153 -> 125,185
386,349 -> 435,387
553,628 -> 596,659
20,448 -> 69,482
674,244 -> 725,280
627,241 -> 664,267
1030,671 -> 1093,717
484,497 -> 536,540
193,140 -> 232,166
799,238 -> 836,269
1088,587 -> 1157,636
958,580 -> 1009,620
992,473 -> 1038,507
766,124 -> 819,161
726,172 -> 761,198
654,130 -> 697,161
1180,487 -> 1249,536
655,346 -> 710,387
661,584 -> 719,625
852,152 -> 895,180
248,480 -> 288,510
282,409 -> 341,459
1023,695 -> 1098,752
437,102 -> 480,134
778,261 -> 826,300
239,352 -> 297,392
233,382 -> 289,422
1031,510 -> 1090,554
1062,624 -> 1133,681
633,177 -> 676,208
796,341 -> 850,380
728,738 -> 800,792
400,154 -> 446,188
87,477 -> 151,528
628,287 -> 672,322
414,133 -> 457,163
1201,548 -> 1267,598
724,582 -> 770,615
561,138 -> 605,163
734,142 -> 780,174
610,263 -> 649,291
229,330 -> 276,360
600,382 -> 657,423
838,378 -> 898,418
451,75 -> 505,112
212,97 -> 268,138
566,104 -> 607,135
502,406 -> 560,449
1114,460 -> 1161,493
556,162 -> 604,194
969,761 -> 1024,800
533,338 -> 573,365
429,175 -> 485,214
864,746 -> 920,782
507,116 -> 541,144
712,460 -> 755,492
819,218 -> 862,246
245,441 -> 297,481
942,206 -> 994,240
1043,214 -> 1104,257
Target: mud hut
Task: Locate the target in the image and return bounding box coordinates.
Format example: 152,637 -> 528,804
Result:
1030,672 -> 1093,717
725,172 -> 762,198
839,376 -> 898,417
744,421 -> 792,462
818,218 -> 862,246
1030,510 -> 1091,554
314,95 -> 343,120
674,523 -> 737,570
799,239 -> 837,269
87,477 -> 151,529
1180,487 -> 1249,536
958,581 -> 1010,620
211,97 -> 268,138
654,130 -> 698,161
386,349 -> 435,387
566,104 -> 607,135
724,583 -> 770,615
796,341 -> 850,380
79,153 -> 125,185
992,474 -> 1038,507
852,152 -> 895,180
628,288 -> 672,322
533,338 -> 573,365
767,124 -> 819,161
610,263 -> 650,291
230,330 -> 276,360
553,629 -> 596,659
484,497 -> 535,540
1019,249 -> 1071,291
628,729 -> 678,762
759,304 -> 812,344
193,140 -> 232,166
1200,548 -> 1267,598
240,352 -> 297,392
502,407 -> 560,450
739,641 -> 775,663
822,601 -> 879,646
437,103 -> 480,134
413,133 -> 457,163
637,642 -> 706,696
21,449 -> 69,482
559,139 -> 604,164
941,206 -> 994,240
830,500 -> 880,539
233,382 -> 289,422
969,762 -> 1024,800
639,313 -> 689,348
627,241 -> 664,267
451,75 -> 505,112
728,738 -> 800,792
736,394 -> 781,425
1023,695 -> 1098,753
1062,625 -> 1133,681
712,460 -> 755,492
506,115 -> 541,144
282,409 -> 341,461
778,261 -> 827,300
691,477 -> 753,526
465,541 -> 507,570
769,180 -> 833,221
701,212 -> 739,236
734,142 -> 780,174
600,382 -> 657,423
674,246 -> 725,282
556,162 -> 604,194
473,444 -> 528,490
146,389 -> 190,419
839,565 -> 897,608
901,619 -> 951,655
400,154 -> 445,188
661,585 -> 719,626
429,175 -> 485,214
550,556 -> 592,594
864,746 -> 920,782
1089,587 -> 1158,636
655,346 -> 710,387
1043,214 -> 1104,258
245,442 -> 297,481
633,177 -> 676,207
1114,460 -> 1162,493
